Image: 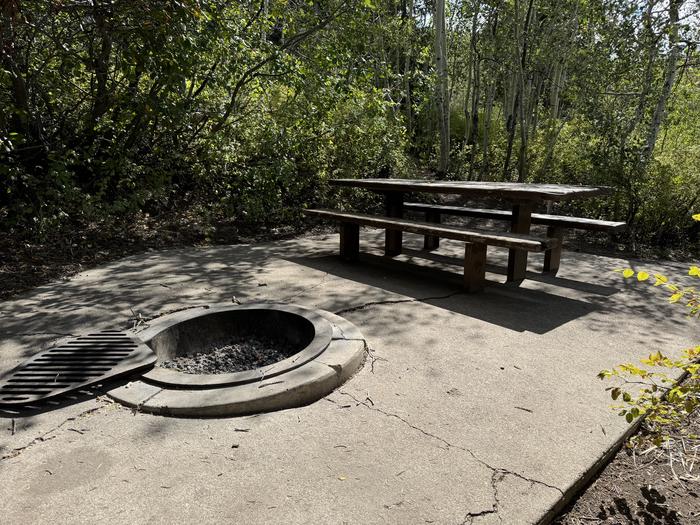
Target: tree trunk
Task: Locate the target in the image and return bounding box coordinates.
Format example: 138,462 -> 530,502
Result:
403,0 -> 414,134
619,0 -> 656,163
434,0 -> 450,176
89,3 -> 113,133
503,74 -> 518,180
464,1 -> 480,149
481,80 -> 496,180
550,61 -> 563,120
642,0 -> 683,165
514,0 -> 534,183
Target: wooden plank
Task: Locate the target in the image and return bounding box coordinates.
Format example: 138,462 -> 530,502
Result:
404,203 -> 626,232
405,203 -> 511,219
463,243 -> 486,292
531,214 -> 626,231
303,209 -> 556,251
330,178 -> 611,202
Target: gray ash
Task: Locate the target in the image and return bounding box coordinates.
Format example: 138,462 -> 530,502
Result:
158,335 -> 298,374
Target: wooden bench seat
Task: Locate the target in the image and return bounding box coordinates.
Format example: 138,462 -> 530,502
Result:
304,208 -> 559,292
403,203 -> 627,231
403,202 -> 626,275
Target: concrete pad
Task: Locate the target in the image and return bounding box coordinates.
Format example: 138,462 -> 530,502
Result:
0,231 -> 695,524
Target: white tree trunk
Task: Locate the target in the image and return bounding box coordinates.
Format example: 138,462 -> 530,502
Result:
435,0 -> 450,176
642,0 -> 683,165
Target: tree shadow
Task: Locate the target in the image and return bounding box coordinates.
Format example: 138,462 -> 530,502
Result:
596,487 -> 682,524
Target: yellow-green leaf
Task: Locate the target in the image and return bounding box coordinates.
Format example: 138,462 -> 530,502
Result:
637,271 -> 649,281
689,266 -> 700,277
653,274 -> 668,286
622,269 -> 634,278
692,213 -> 700,222
670,292 -> 683,303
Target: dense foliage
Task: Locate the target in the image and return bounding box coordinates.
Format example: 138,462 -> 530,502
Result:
1,0 -> 698,246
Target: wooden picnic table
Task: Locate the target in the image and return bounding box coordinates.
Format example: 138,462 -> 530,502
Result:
330,178 -> 612,282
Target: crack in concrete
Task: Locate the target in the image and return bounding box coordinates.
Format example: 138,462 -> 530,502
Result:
1,403 -> 105,462
462,497 -> 499,525
339,391 -> 451,449
338,391 -> 563,521
478,471 -> 505,525
331,322 -> 350,341
365,346 -> 387,374
334,291 -> 465,316
134,388 -> 164,412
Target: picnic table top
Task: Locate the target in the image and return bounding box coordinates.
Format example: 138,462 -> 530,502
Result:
329,178 -> 611,202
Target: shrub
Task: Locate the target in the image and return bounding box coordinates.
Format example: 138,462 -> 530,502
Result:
598,214 -> 700,445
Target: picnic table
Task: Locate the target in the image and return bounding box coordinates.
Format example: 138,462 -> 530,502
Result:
305,178 -> 623,291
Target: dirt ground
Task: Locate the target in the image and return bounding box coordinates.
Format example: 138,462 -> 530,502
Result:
555,399 -> 700,525
0,211 -> 305,301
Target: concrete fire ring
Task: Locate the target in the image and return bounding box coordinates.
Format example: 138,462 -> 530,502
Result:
107,303 -> 366,417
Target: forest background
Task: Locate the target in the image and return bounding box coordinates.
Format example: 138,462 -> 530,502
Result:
1,0 -> 699,254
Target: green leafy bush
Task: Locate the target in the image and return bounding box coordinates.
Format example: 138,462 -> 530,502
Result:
599,214 -> 700,444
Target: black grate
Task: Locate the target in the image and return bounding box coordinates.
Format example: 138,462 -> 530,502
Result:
0,330 -> 156,406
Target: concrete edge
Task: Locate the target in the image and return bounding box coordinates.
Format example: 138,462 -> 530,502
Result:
537,417 -> 645,524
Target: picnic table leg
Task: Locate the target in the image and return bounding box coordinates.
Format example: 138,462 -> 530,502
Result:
463,242 -> 487,292
423,210 -> 441,251
384,191 -> 403,256
506,202 -> 533,283
339,222 -> 360,261
543,226 -> 564,275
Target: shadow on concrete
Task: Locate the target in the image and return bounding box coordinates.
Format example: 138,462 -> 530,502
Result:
0,233 -> 691,364
287,253 -> 599,334
399,247 -> 620,297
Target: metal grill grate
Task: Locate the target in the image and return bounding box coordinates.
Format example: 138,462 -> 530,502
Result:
0,330 -> 156,406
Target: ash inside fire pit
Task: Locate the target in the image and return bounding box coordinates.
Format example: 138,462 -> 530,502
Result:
158,334 -> 296,374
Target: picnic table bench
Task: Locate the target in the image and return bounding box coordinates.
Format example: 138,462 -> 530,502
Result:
403,202 -> 626,274
304,208 -> 560,292
305,178 -> 623,292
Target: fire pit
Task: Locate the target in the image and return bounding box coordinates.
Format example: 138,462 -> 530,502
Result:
108,303 -> 366,417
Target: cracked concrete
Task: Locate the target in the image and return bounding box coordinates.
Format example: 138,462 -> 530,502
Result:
0,231 -> 695,524
338,388 -> 563,523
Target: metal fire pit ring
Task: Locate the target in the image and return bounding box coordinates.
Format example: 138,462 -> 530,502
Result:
138,303 -> 334,389
107,303 -> 367,417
